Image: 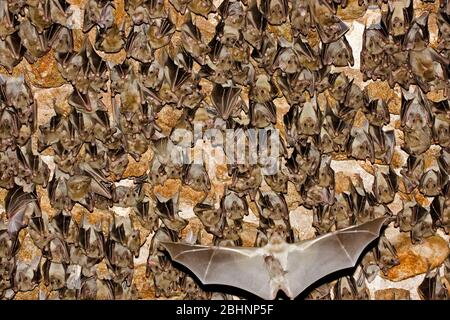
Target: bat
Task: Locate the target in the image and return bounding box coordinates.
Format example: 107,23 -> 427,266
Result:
27,0 -> 52,33
194,199 -> 225,237
347,127 -> 375,163
126,24 -> 154,63
0,1 -> 17,39
169,0 -> 191,15
147,17 -> 176,50
419,168 -> 446,197
0,214 -> 20,259
0,32 -> 25,73
13,257 -> 42,292
249,100 -> 277,128
79,215 -> 105,260
309,0 -> 349,43
401,85 -> 434,131
305,283 -> 332,300
18,18 -> 49,63
343,81 -> 367,111
256,190 -> 288,222
403,125 -> 432,155
51,210 -> 79,245
374,234 -> 399,274
181,14 -> 209,65
162,217 -> 388,299
353,266 -> 370,299
188,0 -> 216,18
368,125 -> 395,165
210,84 -> 245,120
47,24 -> 74,54
321,36 -> 354,67
5,185 -> 41,237
250,32 -> 278,70
386,0 -> 413,38
243,0 -> 267,50
43,259 -> 66,291
418,268 -> 449,300
258,0 -> 288,26
372,166 -> 398,204
364,99 -> 390,127
83,0 -> 115,33
430,187 -> 450,234
219,0 -> 245,28
290,0 -> 312,37
264,171 -> 288,193
155,193 -> 188,233
403,11 -> 430,51
333,276 -> 357,300
229,165 -> 262,200
108,213 -> 141,258
331,194 -> 353,230
95,21 -> 125,53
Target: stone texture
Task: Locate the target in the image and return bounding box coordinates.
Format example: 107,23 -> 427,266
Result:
374,288 -> 411,300
384,233 -> 450,282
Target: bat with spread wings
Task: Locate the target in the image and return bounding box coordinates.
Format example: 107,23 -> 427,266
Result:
162,217 -> 388,299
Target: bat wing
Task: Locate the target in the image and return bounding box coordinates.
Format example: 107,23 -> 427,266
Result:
284,217 -> 388,298
161,242 -> 275,299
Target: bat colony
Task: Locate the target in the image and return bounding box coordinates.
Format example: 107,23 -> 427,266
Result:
0,0 -> 449,300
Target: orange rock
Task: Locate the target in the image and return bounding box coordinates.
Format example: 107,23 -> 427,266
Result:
134,264 -> 156,300
334,173 -> 351,194
96,260 -> 111,280
384,233 -> 450,281
353,110 -> 367,128
71,205 -> 110,231
37,185 -> 57,219
374,288 -> 411,300
67,0 -> 86,5
17,51 -> 66,88
391,150 -> 404,169
366,81 -> 401,115
359,160 -> 375,175
241,221 -> 258,247
122,149 -> 153,178
156,106 -> 184,136
427,90 -> 447,102
413,190 -> 430,207
16,233 -> 41,262
153,179 -> 181,200
180,185 -> 207,206
268,23 -> 293,42
14,287 -> 40,300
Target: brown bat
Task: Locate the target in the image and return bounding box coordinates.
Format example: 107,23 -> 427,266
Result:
386,0 -> 413,38
290,0 -> 312,37
83,0 -> 115,32
0,32 -> 25,72
309,0 -> 349,43
162,218 -> 388,299
258,0 -> 288,26
209,84 -> 245,121
188,0 -> 216,18
418,268 -> 449,300
430,185 -> 450,234
322,36 -> 354,67
5,186 -> 41,237
181,14 -> 209,65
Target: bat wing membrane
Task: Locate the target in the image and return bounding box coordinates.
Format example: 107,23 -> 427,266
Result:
285,217 -> 388,298
161,242 -> 274,299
